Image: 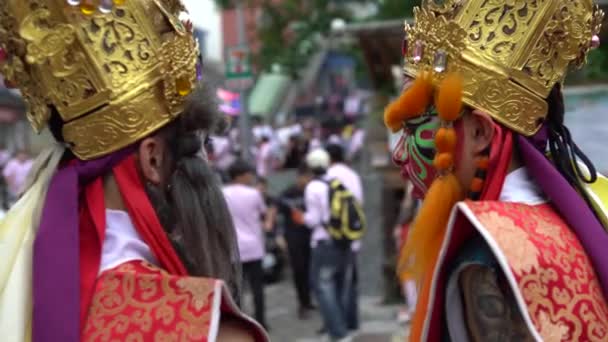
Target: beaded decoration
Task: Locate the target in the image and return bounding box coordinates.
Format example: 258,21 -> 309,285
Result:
433,72 -> 463,177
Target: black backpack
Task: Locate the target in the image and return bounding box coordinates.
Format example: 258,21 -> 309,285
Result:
321,179 -> 366,248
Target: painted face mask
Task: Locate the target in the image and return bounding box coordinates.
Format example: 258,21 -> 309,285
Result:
392,108 -> 440,198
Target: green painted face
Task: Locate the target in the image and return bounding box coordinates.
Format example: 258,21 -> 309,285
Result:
393,108 -> 440,197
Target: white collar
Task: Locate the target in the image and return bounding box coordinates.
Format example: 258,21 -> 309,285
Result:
99,209 -> 159,274
499,167 -> 546,205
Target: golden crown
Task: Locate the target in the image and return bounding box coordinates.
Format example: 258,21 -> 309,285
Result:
403,0 -> 604,136
0,0 -> 200,159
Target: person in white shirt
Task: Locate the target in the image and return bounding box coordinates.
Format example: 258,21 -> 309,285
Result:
256,136 -> 272,178
223,160 -> 269,329
326,144 -> 363,203
325,144 -> 363,332
209,135 -> 235,174
346,128 -> 366,163
295,148 -> 354,342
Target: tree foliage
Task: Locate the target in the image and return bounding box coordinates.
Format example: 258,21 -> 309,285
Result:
376,0 -> 418,20
210,0 -> 418,77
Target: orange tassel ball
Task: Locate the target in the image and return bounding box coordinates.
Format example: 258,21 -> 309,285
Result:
470,177 -> 484,192
434,127 -> 457,153
384,72 -> 434,132
433,152 -> 453,170
435,73 -> 463,122
384,110 -> 403,132
477,156 -> 490,170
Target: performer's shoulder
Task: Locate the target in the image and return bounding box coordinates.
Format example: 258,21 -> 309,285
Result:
86,260 -> 269,342
84,261 -> 221,341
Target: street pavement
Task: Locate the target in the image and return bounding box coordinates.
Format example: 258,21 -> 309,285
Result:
241,275 -> 409,342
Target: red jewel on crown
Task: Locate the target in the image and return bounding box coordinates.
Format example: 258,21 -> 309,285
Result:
402,38 -> 408,57
0,47 -> 7,63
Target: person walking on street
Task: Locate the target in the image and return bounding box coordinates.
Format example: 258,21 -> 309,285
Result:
277,164 -> 315,319
223,160 -> 269,329
295,149 -> 354,342
325,144 -> 363,332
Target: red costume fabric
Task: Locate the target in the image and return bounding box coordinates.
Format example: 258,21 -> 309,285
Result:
467,201 -> 608,341
80,155 -> 187,328
84,261 -> 267,341
423,201 -> 608,341
77,155 -> 267,340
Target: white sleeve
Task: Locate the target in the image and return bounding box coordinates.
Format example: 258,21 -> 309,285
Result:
354,175 -> 364,205
303,182 -> 323,229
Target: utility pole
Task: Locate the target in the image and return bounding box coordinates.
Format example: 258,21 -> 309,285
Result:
236,1 -> 254,163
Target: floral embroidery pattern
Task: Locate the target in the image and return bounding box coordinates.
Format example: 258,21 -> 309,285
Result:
478,211 -> 540,274
176,277 -> 217,311
537,310 -> 570,342
83,261 -> 218,341
466,201 -> 608,342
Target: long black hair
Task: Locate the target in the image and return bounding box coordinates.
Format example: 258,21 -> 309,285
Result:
147,84 -> 242,299
546,84 -> 598,197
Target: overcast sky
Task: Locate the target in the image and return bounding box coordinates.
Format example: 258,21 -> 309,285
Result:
183,0 -> 223,62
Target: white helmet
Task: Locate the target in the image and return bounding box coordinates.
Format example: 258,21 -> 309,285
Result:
306,148 -> 330,170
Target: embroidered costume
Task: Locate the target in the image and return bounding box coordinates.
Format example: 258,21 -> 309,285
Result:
0,1 -> 267,341
384,1 -> 608,341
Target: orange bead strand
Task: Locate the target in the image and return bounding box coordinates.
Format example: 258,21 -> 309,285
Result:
435,127 -> 457,153
470,177 -> 484,193
433,152 -> 453,170
476,156 -> 490,170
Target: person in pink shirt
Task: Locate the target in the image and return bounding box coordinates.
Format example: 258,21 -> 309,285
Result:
2,150 -> 33,203
223,160 -> 269,329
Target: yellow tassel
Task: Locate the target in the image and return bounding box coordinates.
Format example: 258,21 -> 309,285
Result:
435,72 -> 463,122
384,72 -> 434,132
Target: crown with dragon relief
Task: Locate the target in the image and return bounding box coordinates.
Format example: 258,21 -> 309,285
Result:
402,0 -> 604,136
0,0 -> 201,160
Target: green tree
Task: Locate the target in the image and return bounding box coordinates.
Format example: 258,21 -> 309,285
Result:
211,0 -> 420,78
375,0 -> 419,20
213,0 -> 368,77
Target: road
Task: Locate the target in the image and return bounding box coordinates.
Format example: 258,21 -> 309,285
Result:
241,272 -> 409,342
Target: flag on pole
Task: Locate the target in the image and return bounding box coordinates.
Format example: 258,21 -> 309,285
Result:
217,88 -> 240,116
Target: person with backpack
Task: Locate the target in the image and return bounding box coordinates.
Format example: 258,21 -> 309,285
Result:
292,148 -> 366,342
325,144 -> 364,332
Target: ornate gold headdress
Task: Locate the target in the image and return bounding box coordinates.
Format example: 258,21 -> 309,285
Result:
0,0 -> 200,159
400,0 -> 604,136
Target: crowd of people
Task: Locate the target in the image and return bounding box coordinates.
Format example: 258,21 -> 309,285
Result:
207,115 -> 366,182
215,120 -> 368,341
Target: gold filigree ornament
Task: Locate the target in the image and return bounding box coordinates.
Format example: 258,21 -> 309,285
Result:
403,0 -> 604,136
0,0 -> 201,160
